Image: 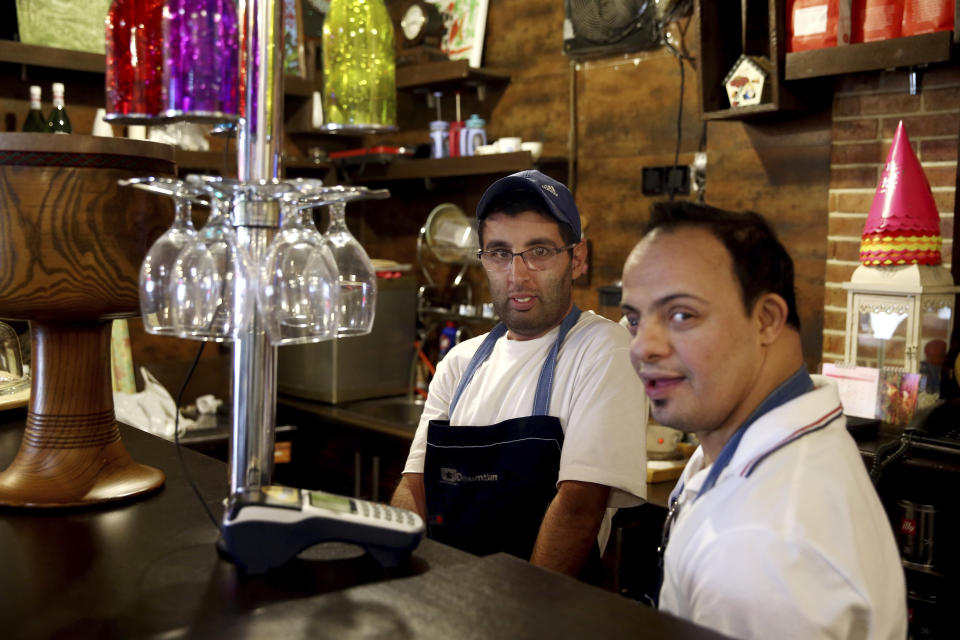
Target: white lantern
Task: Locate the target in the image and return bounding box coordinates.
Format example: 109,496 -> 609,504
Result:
843,264 -> 958,373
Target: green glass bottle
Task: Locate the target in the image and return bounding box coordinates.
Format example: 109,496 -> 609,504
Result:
46,83 -> 72,134
22,85 -> 48,132
322,0 -> 396,131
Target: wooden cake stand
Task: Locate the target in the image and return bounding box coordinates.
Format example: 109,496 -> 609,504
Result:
0,134 -> 175,507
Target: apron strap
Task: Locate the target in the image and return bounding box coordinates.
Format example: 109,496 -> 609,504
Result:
448,306 -> 582,417
448,323 -> 508,416
533,306 -> 581,415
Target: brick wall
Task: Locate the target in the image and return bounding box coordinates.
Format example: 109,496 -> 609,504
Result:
823,64 -> 960,364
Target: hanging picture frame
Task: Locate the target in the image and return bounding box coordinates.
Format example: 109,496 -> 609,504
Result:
283,0 -> 307,79
426,0 -> 489,68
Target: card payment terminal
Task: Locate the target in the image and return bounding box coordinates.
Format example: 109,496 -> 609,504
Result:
221,485 -> 425,574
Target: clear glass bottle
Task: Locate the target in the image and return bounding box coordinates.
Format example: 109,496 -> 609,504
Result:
22,85 -> 48,132
322,0 -> 396,131
105,0 -> 164,120
46,83 -> 72,134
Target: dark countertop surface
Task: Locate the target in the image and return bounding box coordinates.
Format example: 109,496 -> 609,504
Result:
0,408 -> 725,639
277,394 -> 679,509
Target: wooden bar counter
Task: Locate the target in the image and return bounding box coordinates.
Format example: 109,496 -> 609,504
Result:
0,408 -> 725,639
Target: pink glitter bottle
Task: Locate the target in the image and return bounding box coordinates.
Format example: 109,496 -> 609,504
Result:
162,0 -> 239,122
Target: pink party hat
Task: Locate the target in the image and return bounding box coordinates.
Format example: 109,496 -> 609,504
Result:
860,121 -> 942,266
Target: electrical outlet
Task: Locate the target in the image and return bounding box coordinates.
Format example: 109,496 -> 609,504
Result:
666,166 -> 690,195
642,167 -> 665,195
641,166 -> 690,196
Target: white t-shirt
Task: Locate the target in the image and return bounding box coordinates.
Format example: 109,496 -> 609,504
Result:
404,311 -> 648,547
659,376 -> 907,639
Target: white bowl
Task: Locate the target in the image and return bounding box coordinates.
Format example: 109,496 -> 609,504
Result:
497,136 -> 521,152
521,141 -> 543,161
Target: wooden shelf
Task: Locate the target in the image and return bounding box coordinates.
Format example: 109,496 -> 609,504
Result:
0,39 -> 318,98
0,40 -> 104,74
331,151 -> 535,182
282,156 -> 335,171
175,151 -> 336,174
174,150 -> 237,174
695,0 -> 806,121
697,0 -> 886,120
1,38 -> 510,117
700,102 -> 782,121
396,59 -> 509,92
284,75 -> 315,97
785,31 -> 955,80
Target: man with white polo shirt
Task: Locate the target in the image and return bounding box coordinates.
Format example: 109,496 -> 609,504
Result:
620,201 -> 906,638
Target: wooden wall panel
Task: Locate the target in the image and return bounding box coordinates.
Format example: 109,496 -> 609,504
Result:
576,53 -> 702,159
697,112 -> 832,368
482,0 -> 568,80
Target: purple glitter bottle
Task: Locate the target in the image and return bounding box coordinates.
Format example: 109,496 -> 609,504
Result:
162,0 -> 239,122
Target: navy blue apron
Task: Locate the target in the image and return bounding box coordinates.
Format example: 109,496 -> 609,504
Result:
425,306 -> 583,562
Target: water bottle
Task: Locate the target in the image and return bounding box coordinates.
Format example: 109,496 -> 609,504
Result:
461,114 -> 487,156
430,120 -> 449,159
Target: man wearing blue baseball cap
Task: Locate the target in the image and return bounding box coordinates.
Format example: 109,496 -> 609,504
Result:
392,170 -> 648,580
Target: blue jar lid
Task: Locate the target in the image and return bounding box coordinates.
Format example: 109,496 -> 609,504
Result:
465,114 -> 485,127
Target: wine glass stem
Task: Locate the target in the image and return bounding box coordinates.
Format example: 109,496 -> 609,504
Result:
280,202 -> 300,229
173,197 -> 192,227
327,201 -> 348,233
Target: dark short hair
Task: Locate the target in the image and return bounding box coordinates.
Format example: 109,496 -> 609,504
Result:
643,201 -> 801,329
477,190 -> 579,247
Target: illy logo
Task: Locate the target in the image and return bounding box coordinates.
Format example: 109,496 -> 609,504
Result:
901,518 -> 917,535
541,184 -> 557,197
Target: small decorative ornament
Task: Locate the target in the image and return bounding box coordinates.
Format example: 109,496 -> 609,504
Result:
723,55 -> 770,108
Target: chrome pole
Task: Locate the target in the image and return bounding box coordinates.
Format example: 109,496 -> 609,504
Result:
229,0 -> 284,495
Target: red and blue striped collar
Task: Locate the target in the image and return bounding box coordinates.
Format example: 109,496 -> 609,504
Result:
739,404 -> 843,478
668,366 -> 815,507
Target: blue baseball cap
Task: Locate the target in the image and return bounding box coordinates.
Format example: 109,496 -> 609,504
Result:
475,170 -> 582,241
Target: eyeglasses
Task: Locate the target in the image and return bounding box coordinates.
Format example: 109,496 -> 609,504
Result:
477,244 -> 577,271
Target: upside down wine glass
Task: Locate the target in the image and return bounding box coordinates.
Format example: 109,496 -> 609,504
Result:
171,177 -> 254,341
120,177 -> 206,335
259,185 -> 341,346
322,187 -> 390,336
0,321 -> 28,396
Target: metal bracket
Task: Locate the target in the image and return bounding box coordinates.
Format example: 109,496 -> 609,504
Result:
908,66 -> 922,96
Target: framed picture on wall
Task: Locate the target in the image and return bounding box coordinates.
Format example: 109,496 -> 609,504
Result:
283,0 -> 307,79
427,0 -> 489,68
